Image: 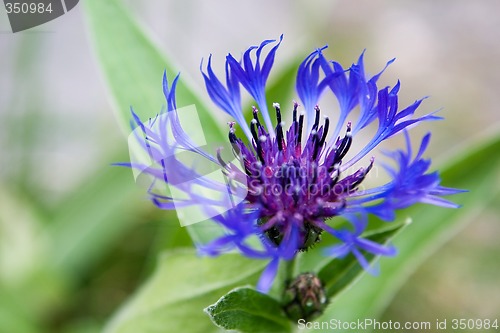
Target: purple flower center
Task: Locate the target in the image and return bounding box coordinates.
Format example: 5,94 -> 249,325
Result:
223,101 -> 373,250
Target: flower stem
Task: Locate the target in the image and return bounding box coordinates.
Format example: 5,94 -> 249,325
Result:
284,255 -> 298,283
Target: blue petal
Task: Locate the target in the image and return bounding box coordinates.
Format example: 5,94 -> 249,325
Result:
257,258 -> 280,292
201,55 -> 253,141
356,133 -> 463,219
319,53 -> 361,139
162,71 -> 180,112
323,243 -> 350,258
296,46 -> 328,131
226,36 -> 283,137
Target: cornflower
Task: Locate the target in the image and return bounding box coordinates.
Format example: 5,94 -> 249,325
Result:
121,36 -> 463,292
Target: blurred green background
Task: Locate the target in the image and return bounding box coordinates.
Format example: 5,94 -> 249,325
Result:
1,1 -> 499,332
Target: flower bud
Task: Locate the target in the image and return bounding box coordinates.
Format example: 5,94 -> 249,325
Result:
283,272 -> 328,321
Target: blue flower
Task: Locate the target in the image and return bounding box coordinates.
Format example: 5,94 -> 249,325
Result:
123,36 -> 463,292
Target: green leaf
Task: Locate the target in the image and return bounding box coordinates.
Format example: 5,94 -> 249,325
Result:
48,163 -> 146,277
83,0 -> 223,142
317,221 -> 407,299
314,132 -> 500,331
103,250 -> 268,333
0,298 -> 42,333
83,0 -> 228,245
205,287 -> 292,333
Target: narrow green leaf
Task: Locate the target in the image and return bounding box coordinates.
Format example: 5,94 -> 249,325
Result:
83,0 -> 229,245
83,0 -> 223,142
103,250 -> 268,333
314,132 -> 500,331
317,221 -> 407,299
205,287 -> 292,333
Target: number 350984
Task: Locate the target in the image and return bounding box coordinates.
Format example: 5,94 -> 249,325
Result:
5,2 -> 53,14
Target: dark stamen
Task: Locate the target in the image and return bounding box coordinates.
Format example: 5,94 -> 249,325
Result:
318,117 -> 330,147
252,106 -> 262,127
297,112 -> 305,146
312,116 -> 330,160
274,103 -> 282,124
250,120 -> 259,142
274,103 -> 285,151
250,120 -> 265,164
292,101 -> 298,123
277,122 -> 284,151
228,132 -> 238,144
333,122 -> 352,165
329,168 -> 340,186
351,157 -> 374,189
312,105 -> 321,131
312,130 -> 321,160
228,122 -> 241,155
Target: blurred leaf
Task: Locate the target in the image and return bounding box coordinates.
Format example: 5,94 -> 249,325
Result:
141,216 -> 193,274
314,132 -> 500,332
0,297 -> 42,333
103,250 -> 267,333
83,0 -> 228,246
47,164 -> 145,279
0,185 -> 63,330
205,287 -> 291,333
83,0 -> 223,142
0,187 -> 47,286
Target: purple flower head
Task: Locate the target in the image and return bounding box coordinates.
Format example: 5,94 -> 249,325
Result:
123,37 -> 463,292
